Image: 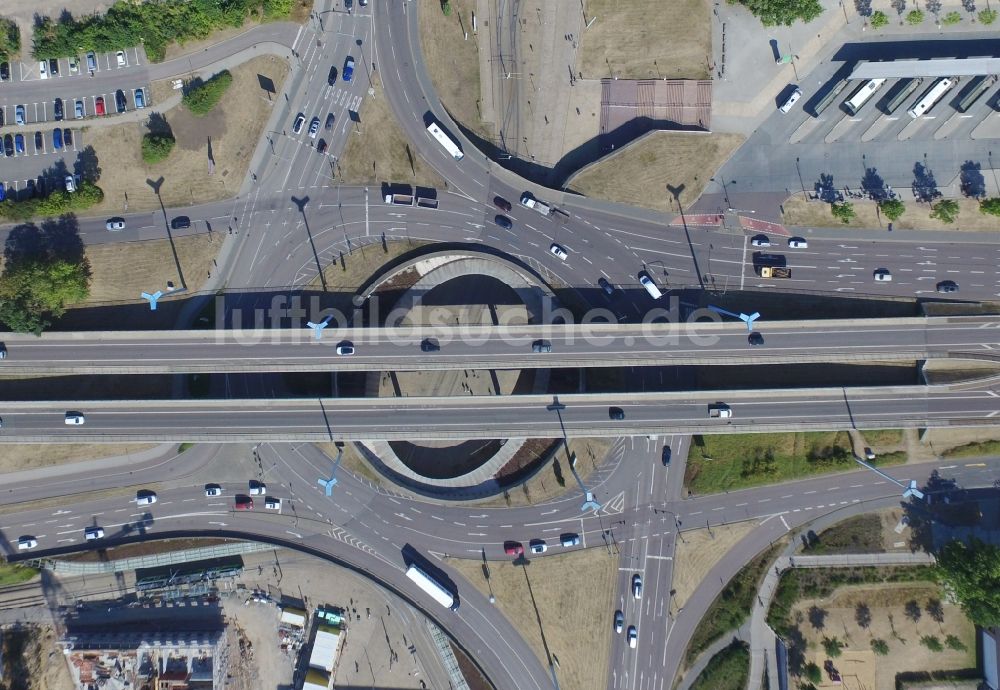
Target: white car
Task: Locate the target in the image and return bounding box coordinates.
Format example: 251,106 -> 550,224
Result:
336,343 -> 355,356
249,481 -> 266,496
529,539 -> 547,554
136,491 -> 157,506
550,243 -> 568,260
84,527 -> 105,540
874,269 -> 892,282
17,537 -> 38,550
632,573 -> 642,599
627,626 -> 637,648
64,412 -> 85,425
779,87 -> 802,113
788,238 -> 808,248
116,50 -> 126,67
264,497 -> 281,510
38,61 -> 47,79
750,235 -> 770,247
205,484 -> 223,497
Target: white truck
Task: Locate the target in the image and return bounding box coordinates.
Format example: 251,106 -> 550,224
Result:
520,192 -> 553,216
708,404 -> 732,418
385,193 -> 414,206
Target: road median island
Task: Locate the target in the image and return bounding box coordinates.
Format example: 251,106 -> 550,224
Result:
689,640 -> 749,690
683,431 -> 906,496
782,195 -> 1000,232
445,548 -> 616,690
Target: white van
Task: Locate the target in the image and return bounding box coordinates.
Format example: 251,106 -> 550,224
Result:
639,272 -> 662,300
779,88 -> 802,114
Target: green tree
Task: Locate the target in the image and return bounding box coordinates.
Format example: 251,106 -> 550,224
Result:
930,199 -> 959,224
979,8 -> 998,24
941,11 -> 962,24
441,0 -> 452,16
870,10 -> 889,28
804,662 -> 822,683
945,634 -> 967,651
728,0 -> 823,25
141,132 -> 176,164
822,637 -> 843,658
0,18 -> 20,59
182,70 -> 233,116
936,538 -> 1000,626
920,635 -> 943,651
871,639 -> 889,655
831,202 -> 856,224
979,198 -> 1000,216
878,198 -> 905,221
906,9 -> 925,24
0,254 -> 90,333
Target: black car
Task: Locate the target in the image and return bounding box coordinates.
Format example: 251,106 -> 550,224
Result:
532,339 -> 552,353
63,128 -> 72,146
3,134 -> 12,157
494,214 -> 512,229
748,332 -> 764,346
662,446 -> 672,465
609,407 -> 625,421
49,58 -> 58,75
327,65 -> 338,85
0,109 -> 4,127
317,139 -> 327,154
936,280 -> 959,294
598,277 -> 615,296
0,62 -> 8,81
34,131 -> 43,151
493,195 -> 512,212
115,89 -> 127,113
53,98 -> 63,121
325,113 -> 335,130
421,338 -> 440,352
171,216 -> 191,230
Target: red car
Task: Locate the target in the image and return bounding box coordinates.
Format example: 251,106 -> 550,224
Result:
95,96 -> 105,116
504,541 -> 524,557
234,497 -> 254,511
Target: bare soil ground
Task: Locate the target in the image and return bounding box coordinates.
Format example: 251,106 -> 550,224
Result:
672,521 -> 759,611
792,582 -> 975,690
567,132 -> 744,211
80,232 -> 223,303
339,71 -> 446,188
418,0 -> 492,139
0,625 -> 74,690
578,0 -> 712,80
0,443 -> 156,474
84,55 -> 288,214
446,547 -> 617,690
782,196 -> 1000,231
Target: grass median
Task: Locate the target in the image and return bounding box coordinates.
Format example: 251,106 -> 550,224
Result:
690,640 -> 749,690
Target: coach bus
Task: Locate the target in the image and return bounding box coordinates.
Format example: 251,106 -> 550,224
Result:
813,79 -> 849,117
907,77 -> 955,119
426,121 -> 464,160
843,78 -> 886,115
406,564 -> 457,609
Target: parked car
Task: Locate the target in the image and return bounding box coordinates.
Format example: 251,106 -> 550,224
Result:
205,484 -> 223,497
95,96 -> 105,116
532,339 -> 552,353
529,539 -> 547,554
53,98 -> 63,121
632,573 -> 642,599
493,195 -> 512,212
116,50 -> 126,67
751,234 -> 771,247
549,243 -> 568,260
874,268 -> 892,282
0,183 -> 5,201
0,62 -> 8,81
609,407 -> 625,420
75,99 -> 85,119
308,116 -> 320,139
49,58 -> 59,76
249,481 -> 267,496
13,134 -> 23,154
63,128 -> 72,146
494,214 -> 512,229
503,541 -> 524,557
53,128 -> 63,150
86,51 -> 97,71
65,175 -> 76,193
336,342 -> 355,356
38,60 -> 47,80
864,447 -> 876,460
134,88 -> 145,108
779,87 -> 802,113
788,237 -> 808,248
327,65 -> 338,85
325,113 -> 335,130
106,218 -> 126,231
15,104 -> 24,125
171,216 -> 191,229
4,134 -> 14,156
115,89 -> 127,113
343,56 -> 355,82
33,131 -> 42,151
292,113 -> 305,134
69,56 -> 79,75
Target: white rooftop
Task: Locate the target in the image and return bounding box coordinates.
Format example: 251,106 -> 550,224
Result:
850,58 -> 1000,80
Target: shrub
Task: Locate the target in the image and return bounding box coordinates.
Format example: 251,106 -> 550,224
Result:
879,198 -> 905,221
183,70 -> 233,116
930,199 -> 959,224
980,198 -> 1000,217
979,8 -> 998,24
0,18 -> 19,59
921,635 -> 943,651
441,0 -> 452,16
804,662 -> 822,683
870,10 -> 889,28
871,639 -> 889,655
0,181 -> 104,222
141,132 -> 176,164
906,9 -> 925,24
945,634 -> 967,651
831,202 -> 856,224
727,0 -> 824,26
942,11 -> 962,24
822,637 -> 844,657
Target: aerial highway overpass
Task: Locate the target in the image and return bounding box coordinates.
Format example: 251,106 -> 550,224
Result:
1,317 -> 998,374
0,386 -> 996,442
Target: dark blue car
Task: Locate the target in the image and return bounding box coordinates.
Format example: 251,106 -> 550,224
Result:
53,128 -> 63,150
343,56 -> 355,82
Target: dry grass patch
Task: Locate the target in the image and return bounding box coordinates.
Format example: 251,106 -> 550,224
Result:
83,55 -> 288,215
672,521 -> 759,610
339,72 -> 446,188
567,132 -> 744,212
308,239 -> 432,291
82,232 -> 223,303
417,0 -> 491,137
0,444 -> 157,474
579,0 -> 711,80
316,442 -> 384,487
446,548 -> 616,690
782,196 -> 1000,231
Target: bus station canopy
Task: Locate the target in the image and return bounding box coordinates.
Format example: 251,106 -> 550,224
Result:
850,58 -> 1000,80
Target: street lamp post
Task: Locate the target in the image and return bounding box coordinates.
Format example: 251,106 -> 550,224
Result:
546,399 -> 601,513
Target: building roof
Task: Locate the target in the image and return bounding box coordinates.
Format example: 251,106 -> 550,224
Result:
850,58 -> 1000,80
308,627 -> 341,672
303,667 -> 330,690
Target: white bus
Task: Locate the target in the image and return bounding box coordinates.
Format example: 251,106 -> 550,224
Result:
405,564 -> 457,609
843,78 -> 886,115
907,78 -> 955,119
426,122 -> 464,160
